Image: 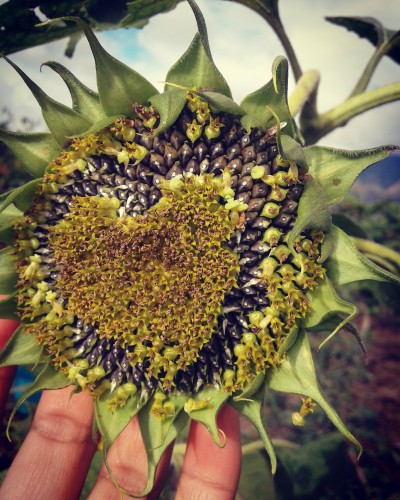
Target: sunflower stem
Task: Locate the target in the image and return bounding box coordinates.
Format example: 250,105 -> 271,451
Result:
301,81 -> 400,144
351,237 -> 400,274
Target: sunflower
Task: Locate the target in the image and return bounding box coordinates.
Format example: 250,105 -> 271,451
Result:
0,0 -> 398,496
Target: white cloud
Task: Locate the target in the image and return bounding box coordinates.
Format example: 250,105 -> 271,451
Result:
0,0 -> 399,151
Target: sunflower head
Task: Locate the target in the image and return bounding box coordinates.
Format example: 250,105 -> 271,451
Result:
0,0 -> 399,496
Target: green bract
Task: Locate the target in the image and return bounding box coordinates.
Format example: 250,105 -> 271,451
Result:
0,0 -> 399,496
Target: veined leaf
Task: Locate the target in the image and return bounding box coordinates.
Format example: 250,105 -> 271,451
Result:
0,129 -> 59,178
266,329 -> 362,456
5,57 -> 92,146
165,33 -> 232,97
305,145 -> 396,205
326,226 -> 400,286
42,61 -> 106,122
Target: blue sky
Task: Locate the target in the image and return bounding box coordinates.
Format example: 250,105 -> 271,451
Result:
1,0 -> 399,155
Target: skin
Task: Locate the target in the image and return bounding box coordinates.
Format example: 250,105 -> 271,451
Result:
0,318 -> 242,499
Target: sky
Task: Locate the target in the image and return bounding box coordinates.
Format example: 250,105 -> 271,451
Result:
0,0 -> 399,156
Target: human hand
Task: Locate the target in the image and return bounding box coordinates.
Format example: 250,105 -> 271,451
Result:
0,319 -> 242,499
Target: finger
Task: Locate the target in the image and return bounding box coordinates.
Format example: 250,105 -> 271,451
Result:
176,405 -> 242,500
88,416 -> 173,499
0,386 -> 96,499
0,318 -> 19,417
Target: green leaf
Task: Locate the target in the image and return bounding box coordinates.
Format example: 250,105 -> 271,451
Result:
0,204 -> 22,246
165,33 -> 232,97
326,226 -> 399,286
0,129 -> 59,178
41,61 -> 106,122
0,325 -> 49,367
138,394 -> 188,496
6,363 -> 70,440
304,276 -> 357,348
197,91 -> 245,115
287,177 -> 331,248
230,385 -> 277,474
240,56 -> 297,138
266,329 -> 362,456
149,90 -> 187,134
0,293 -> 18,320
305,145 -> 394,205
326,16 -> 400,65
183,385 -> 229,446
0,247 -> 17,295
44,18 -> 159,116
5,57 -> 92,146
0,178 -> 41,214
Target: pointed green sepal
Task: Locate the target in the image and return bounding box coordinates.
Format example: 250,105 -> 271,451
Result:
278,326 -> 299,358
6,363 -> 70,441
165,33 -> 231,97
0,247 -> 17,295
230,384 -> 277,474
304,276 -> 358,348
266,329 -> 362,456
0,325 -> 49,367
0,178 -> 41,214
149,89 -> 188,134
95,392 -> 145,450
240,56 -> 297,138
287,177 -> 332,248
196,91 -> 245,116
279,135 -> 307,170
305,145 -> 398,205
0,293 -> 18,320
0,129 -> 59,178
5,57 -> 91,146
233,372 -> 266,401
137,393 -> 188,497
0,204 -> 22,246
94,391 -> 147,495
41,61 -> 106,123
42,18 -> 159,116
72,116 -> 124,137
183,385 -> 229,446
326,226 -> 400,286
